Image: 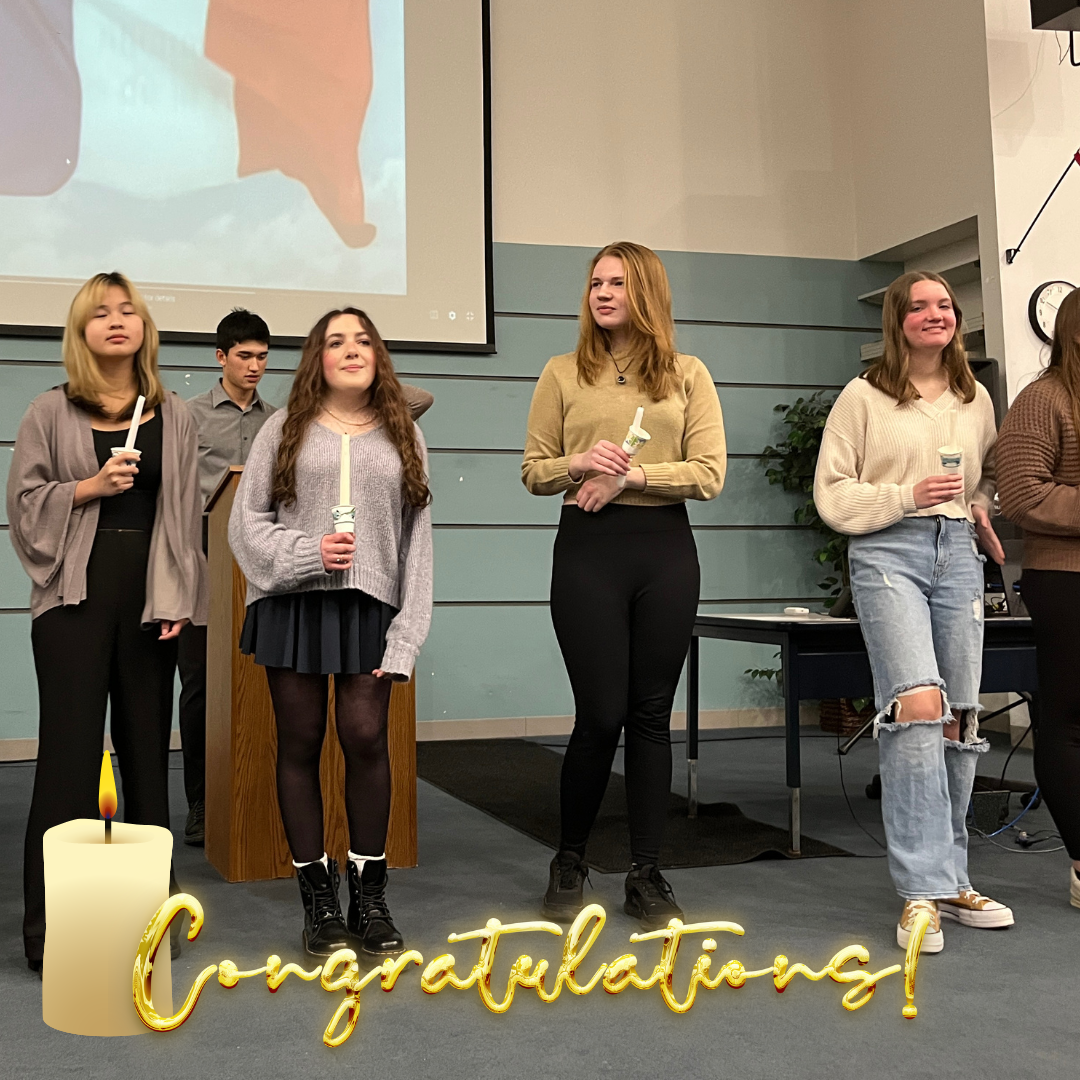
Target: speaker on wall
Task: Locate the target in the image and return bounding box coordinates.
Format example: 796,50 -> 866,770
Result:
1031,1 -> 1080,31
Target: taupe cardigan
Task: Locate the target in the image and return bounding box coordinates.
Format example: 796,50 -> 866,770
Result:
7,388 -> 209,625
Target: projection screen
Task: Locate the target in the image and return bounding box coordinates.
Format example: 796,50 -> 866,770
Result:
0,0 -> 493,350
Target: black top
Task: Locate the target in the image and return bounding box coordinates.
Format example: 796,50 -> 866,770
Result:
92,411 -> 163,531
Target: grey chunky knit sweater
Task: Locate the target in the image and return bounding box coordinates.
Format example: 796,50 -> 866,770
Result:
228,411 -> 433,679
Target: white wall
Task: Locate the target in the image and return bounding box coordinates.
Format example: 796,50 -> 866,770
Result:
985,0 -> 1080,400
843,0 -> 1004,362
844,0 -> 996,258
489,0 -> 858,259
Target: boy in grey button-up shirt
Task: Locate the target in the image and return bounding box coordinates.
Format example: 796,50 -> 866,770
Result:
185,310 -> 277,507
178,309 -> 276,846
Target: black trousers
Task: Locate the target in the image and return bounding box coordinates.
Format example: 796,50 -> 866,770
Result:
23,530 -> 178,961
1021,569 -> 1080,859
550,503 -> 700,866
177,622 -> 207,806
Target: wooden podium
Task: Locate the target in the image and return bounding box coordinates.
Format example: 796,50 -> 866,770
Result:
204,467 -> 417,882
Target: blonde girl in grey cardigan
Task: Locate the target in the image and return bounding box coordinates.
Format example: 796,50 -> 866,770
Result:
229,307 -> 432,960
8,272 -> 206,974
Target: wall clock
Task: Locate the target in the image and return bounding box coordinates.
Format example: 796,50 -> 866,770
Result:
1029,280 -> 1076,343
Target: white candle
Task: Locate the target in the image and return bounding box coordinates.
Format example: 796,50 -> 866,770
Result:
43,819 -> 173,1035
633,406 -> 644,430
339,433 -> 351,508
123,395 -> 146,451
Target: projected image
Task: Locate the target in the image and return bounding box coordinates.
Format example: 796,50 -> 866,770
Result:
0,0 -> 405,294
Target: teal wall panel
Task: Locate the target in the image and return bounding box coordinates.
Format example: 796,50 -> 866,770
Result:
0,539 -> 28,608
413,379 -> 830,457
0,243 -> 882,739
0,613 -> 37,735
494,243 -> 900,328
416,604 -> 788,723
428,454 -> 802,528
432,527 -> 821,604
0,447 -> 11,525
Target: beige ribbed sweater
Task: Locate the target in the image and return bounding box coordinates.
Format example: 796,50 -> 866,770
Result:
996,375 -> 1080,571
521,352 -> 726,505
814,376 -> 996,536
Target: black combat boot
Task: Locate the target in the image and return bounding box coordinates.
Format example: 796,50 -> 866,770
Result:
541,850 -> 590,921
296,858 -> 351,957
623,863 -> 683,928
346,858 -> 405,958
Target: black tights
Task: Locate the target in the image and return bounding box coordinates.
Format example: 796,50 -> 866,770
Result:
550,504 -> 700,866
1021,570 -> 1080,859
265,668 -> 392,862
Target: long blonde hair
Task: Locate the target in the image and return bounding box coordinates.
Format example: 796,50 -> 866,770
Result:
575,241 -> 679,401
864,270 -> 976,405
63,272 -> 165,416
1039,285 -> 1080,439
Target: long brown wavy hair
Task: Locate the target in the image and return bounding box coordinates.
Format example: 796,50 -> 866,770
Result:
864,270 -> 976,405
1039,285 -> 1080,439
575,241 -> 679,401
271,308 -> 431,509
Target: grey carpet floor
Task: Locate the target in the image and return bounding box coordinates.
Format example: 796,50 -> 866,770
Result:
1,729 -> 1076,1080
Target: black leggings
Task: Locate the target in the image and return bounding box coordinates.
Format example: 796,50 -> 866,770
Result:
1021,570 -> 1080,859
24,530 -> 178,961
550,503 -> 700,866
265,669 -> 392,862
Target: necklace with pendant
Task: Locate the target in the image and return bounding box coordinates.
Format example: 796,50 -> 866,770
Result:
611,355 -> 633,385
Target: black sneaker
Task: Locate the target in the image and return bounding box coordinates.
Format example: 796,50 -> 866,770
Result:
623,863 -> 683,928
184,800 -> 205,847
541,850 -> 590,921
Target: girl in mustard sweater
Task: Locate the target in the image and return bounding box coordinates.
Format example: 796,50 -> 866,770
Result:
814,271 -> 1009,953
522,241 -> 726,927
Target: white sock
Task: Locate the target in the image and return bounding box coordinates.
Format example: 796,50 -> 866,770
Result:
292,853 -> 329,870
348,850 -> 386,878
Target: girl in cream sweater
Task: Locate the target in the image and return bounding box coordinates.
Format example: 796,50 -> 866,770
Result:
814,271 -> 1010,953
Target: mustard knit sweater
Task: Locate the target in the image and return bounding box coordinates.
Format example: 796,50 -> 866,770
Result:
814,376 -> 996,536
521,352 -> 727,505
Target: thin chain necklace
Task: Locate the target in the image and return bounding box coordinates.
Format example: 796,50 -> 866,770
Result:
609,353 -> 633,385
324,403 -> 375,430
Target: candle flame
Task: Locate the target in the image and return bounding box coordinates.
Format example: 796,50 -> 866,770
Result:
99,751 -> 118,820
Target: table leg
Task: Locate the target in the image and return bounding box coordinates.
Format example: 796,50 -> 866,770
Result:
781,635 -> 801,854
687,636 -> 699,819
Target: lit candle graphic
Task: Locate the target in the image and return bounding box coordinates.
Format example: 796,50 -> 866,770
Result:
41,759 -> 174,1035
100,751 -> 116,841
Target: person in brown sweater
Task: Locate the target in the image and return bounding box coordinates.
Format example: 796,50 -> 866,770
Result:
522,241 -> 726,928
997,286 -> 1080,909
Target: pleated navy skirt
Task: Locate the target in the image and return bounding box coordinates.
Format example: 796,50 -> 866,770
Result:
239,589 -> 398,675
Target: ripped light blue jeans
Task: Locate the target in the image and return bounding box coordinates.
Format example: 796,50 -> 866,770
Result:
849,516 -> 989,900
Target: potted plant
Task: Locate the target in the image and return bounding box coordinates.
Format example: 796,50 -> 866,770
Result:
746,391 -> 870,734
